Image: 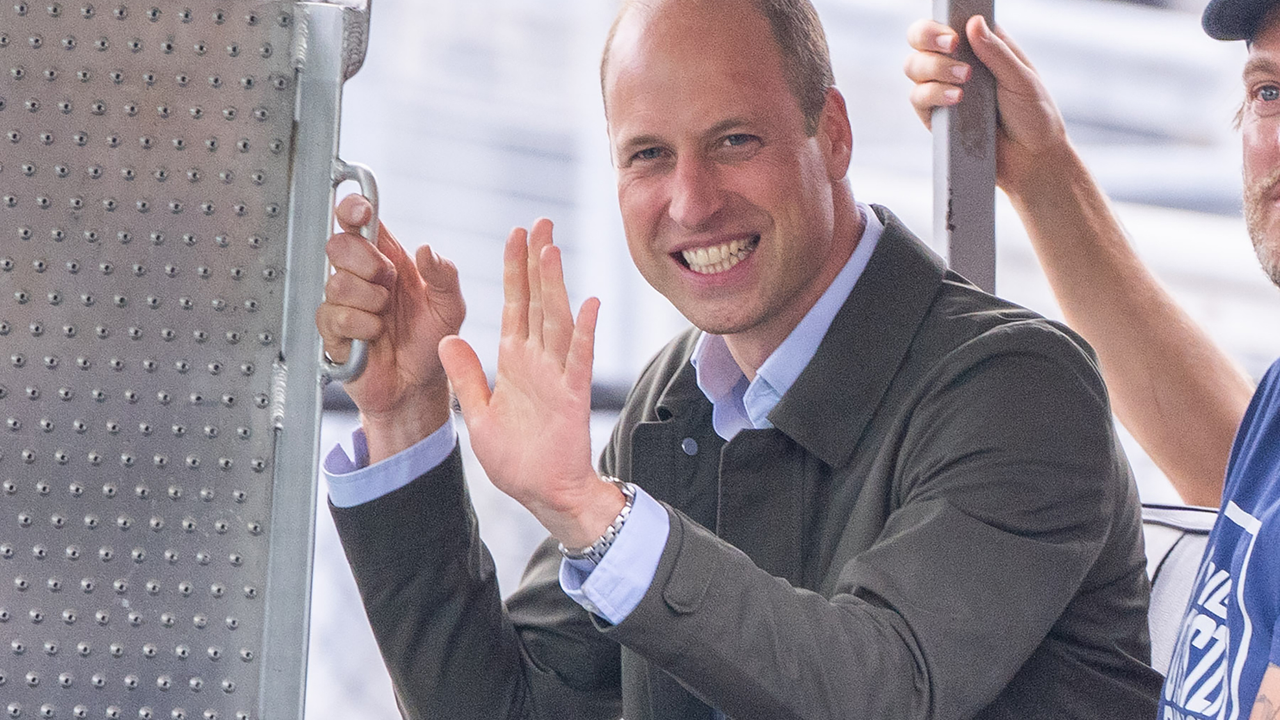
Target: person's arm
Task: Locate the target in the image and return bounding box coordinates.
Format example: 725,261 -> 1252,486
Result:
320,208 -> 625,718
1251,664 -> 1280,720
904,17 -> 1254,506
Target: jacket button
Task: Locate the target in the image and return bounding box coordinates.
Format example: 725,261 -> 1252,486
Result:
680,438 -> 698,456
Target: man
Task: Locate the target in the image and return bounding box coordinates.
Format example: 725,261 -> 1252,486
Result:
316,0 -> 1161,717
904,1 -> 1280,718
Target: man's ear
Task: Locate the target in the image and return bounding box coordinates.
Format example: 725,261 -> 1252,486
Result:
817,87 -> 853,182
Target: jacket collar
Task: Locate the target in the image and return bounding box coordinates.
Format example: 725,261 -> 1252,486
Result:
650,205 -> 946,466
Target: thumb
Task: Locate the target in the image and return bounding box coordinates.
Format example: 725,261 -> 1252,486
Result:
965,16 -> 1036,94
416,244 -> 461,295
438,336 -> 491,421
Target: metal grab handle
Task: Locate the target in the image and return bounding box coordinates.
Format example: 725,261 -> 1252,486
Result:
321,158 -> 380,384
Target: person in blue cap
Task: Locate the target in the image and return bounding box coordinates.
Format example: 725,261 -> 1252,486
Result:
906,1 -> 1280,718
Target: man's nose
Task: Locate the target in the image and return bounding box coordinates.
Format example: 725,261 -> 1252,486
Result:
668,156 -> 724,230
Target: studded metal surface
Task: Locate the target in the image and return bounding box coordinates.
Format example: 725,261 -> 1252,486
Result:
0,3 -> 301,718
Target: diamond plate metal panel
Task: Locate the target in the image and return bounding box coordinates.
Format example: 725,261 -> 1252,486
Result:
0,3 -> 314,718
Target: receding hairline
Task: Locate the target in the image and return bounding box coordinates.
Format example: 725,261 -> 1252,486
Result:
599,0 -> 835,134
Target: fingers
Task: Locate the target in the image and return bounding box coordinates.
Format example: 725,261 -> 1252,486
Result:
904,19 -> 969,130
438,335 -> 491,421
526,218 -> 555,345
906,18 -> 957,54
335,194 -> 375,236
316,303 -> 382,363
565,297 -> 600,390
539,244 -> 574,358
910,81 -> 962,129
500,227 -> 531,341
327,230 -> 396,289
325,268 -> 392,314
903,47 -> 971,86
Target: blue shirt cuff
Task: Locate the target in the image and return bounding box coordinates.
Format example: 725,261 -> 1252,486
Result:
559,486 -> 670,624
323,417 -> 458,508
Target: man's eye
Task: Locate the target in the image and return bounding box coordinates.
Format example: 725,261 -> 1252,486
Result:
1259,85 -> 1280,103
723,134 -> 753,147
633,147 -> 663,162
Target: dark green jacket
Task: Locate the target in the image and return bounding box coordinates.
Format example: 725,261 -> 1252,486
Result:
332,206 -> 1164,719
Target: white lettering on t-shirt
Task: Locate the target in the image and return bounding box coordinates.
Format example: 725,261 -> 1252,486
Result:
1162,502 -> 1262,720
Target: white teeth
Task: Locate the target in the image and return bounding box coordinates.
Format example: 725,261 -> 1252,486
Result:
681,237 -> 757,275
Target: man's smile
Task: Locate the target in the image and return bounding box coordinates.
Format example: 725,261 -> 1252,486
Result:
678,235 -> 760,275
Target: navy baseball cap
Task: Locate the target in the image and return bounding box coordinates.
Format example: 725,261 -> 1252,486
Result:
1203,0 -> 1279,41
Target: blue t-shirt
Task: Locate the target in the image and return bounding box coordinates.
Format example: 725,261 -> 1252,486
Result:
1160,360 -> 1280,719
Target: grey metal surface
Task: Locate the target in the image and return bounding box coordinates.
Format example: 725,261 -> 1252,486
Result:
0,2 -> 366,718
933,0 -> 998,292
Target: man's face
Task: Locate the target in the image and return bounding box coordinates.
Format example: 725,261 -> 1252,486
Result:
1241,10 -> 1280,287
603,0 -> 852,345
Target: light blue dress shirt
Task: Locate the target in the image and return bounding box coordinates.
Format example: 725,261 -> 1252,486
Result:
323,204 -> 883,631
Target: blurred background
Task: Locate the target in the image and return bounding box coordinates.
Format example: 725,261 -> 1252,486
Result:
306,0 -> 1280,716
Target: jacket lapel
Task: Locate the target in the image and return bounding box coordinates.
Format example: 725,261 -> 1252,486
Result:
769,205 -> 946,468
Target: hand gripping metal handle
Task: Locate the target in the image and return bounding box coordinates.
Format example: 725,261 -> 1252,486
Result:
321,159 -> 380,384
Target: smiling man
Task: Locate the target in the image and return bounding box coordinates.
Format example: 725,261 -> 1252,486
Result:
316,0 -> 1161,718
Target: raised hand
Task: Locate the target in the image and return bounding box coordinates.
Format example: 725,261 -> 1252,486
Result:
903,16 -> 1070,194
316,194 -> 465,462
439,219 -> 623,548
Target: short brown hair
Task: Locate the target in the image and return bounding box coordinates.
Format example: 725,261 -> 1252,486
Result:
600,0 -> 835,135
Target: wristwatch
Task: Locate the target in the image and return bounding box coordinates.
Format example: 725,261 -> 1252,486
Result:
558,476 -> 637,566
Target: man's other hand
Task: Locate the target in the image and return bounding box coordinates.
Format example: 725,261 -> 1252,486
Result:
316,193 -> 465,462
904,16 -> 1071,196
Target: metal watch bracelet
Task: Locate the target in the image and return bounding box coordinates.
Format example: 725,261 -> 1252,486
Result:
558,477 -> 637,566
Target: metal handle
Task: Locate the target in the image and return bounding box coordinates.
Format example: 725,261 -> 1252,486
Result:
321,158 -> 380,384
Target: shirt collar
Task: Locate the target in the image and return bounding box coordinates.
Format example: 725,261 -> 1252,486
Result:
691,203 -> 885,438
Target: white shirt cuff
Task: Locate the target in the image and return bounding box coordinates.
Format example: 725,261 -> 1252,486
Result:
323,416 -> 458,508
559,486 -> 670,624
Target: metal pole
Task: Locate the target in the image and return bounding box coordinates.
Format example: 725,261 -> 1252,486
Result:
933,0 -> 997,293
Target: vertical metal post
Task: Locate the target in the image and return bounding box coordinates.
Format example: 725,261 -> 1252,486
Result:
933,0 -> 997,293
